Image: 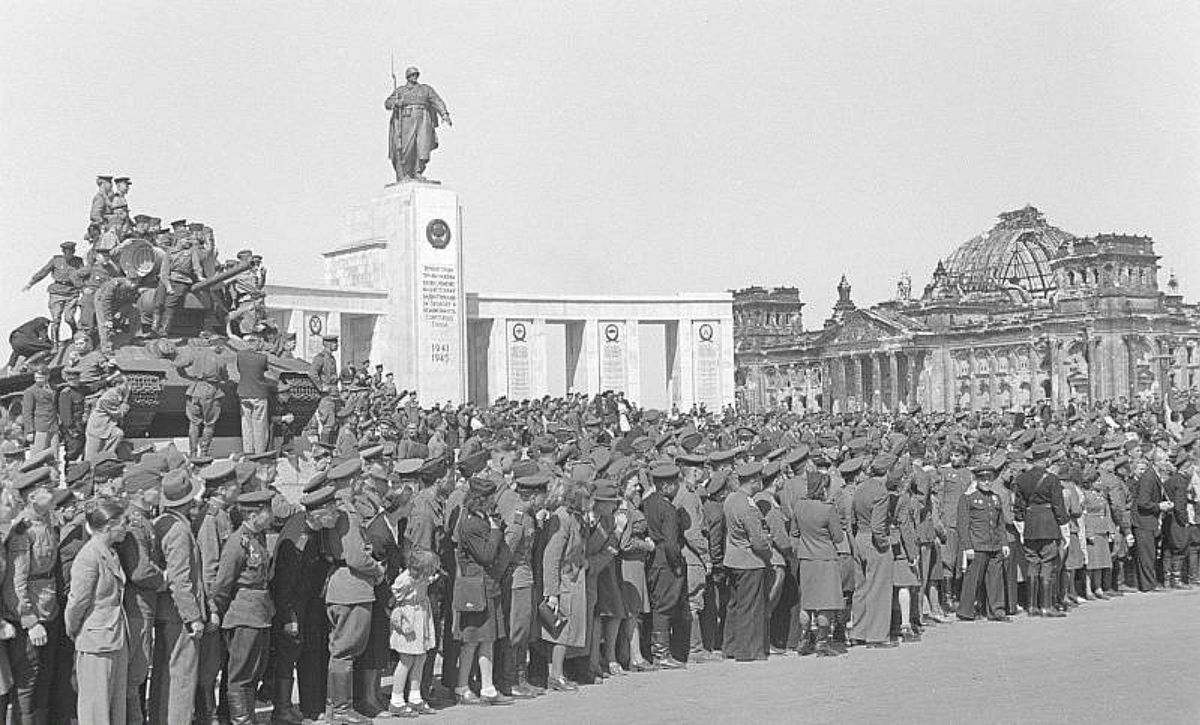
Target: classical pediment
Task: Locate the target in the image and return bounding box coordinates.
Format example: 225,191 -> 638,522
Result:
821,309 -> 923,347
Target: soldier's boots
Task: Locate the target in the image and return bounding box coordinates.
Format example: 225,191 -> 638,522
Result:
227,690 -> 255,725
650,633 -> 686,670
270,678 -> 304,725
353,668 -> 385,717
327,669 -> 371,725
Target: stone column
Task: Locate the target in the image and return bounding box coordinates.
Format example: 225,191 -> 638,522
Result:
967,349 -> 976,411
870,354 -> 882,412
854,355 -> 866,411
907,351 -> 920,409
888,351 -> 899,412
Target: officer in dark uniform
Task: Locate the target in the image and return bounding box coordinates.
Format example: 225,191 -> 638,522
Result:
1013,443 -> 1069,616
955,464 -> 1010,621
323,457 -> 385,724
310,335 -> 340,445
4,465 -> 63,724
23,241 -> 84,347
642,464 -> 687,669
271,482 -> 338,722
212,488 -> 276,724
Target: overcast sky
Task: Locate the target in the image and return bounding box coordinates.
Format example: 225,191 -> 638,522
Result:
2,1 -> 1198,342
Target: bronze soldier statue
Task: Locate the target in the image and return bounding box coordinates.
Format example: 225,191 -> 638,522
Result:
385,66 -> 452,183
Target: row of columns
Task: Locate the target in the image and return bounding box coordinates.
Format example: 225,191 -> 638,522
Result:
825,350 -> 922,413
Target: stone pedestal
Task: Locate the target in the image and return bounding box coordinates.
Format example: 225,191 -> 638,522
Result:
355,182 -> 466,404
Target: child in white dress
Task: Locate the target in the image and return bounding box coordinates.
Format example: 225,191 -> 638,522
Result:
388,550 -> 440,717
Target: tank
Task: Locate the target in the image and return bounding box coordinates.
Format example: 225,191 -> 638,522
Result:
1,241 -> 321,441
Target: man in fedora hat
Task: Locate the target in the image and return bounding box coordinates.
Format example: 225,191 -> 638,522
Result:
150,468 -> 207,725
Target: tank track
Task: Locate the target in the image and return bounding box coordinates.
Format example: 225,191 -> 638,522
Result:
278,371 -> 320,430
124,371 -> 165,437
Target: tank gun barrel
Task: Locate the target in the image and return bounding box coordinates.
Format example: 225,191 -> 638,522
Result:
194,259 -> 254,292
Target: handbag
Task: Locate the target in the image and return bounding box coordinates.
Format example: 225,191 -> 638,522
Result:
537,599 -> 567,638
452,570 -> 486,613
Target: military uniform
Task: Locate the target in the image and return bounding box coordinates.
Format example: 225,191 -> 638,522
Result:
73,255 -> 121,333
27,251 -> 83,344
955,481 -> 1006,619
272,509 -> 332,719
160,244 -> 201,334
196,498 -> 235,722
173,342 -> 229,456
1013,460 -> 1069,612
310,345 -> 340,444
93,276 -> 141,351
213,515 -> 276,723
642,470 -> 686,666
324,503 -> 385,720
3,507 -> 62,722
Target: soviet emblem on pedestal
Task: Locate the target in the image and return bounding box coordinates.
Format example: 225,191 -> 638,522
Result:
698,323 -> 714,342
308,315 -> 323,336
604,324 -> 620,343
512,322 -> 527,342
427,219 -> 452,249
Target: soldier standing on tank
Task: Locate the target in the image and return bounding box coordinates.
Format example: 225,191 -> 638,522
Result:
212,488 -> 276,724
111,176 -> 132,215
90,175 -> 113,227
310,335 -> 341,445
159,238 -> 205,336
56,366 -> 88,462
23,240 -> 84,348
172,332 -> 230,457
74,246 -> 122,335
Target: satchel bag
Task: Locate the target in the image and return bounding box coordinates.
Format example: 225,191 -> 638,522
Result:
452,566 -> 487,613
537,599 -> 567,638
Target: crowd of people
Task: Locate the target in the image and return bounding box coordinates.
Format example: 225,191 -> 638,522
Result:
0,178 -> 1197,725
1,339 -> 1199,724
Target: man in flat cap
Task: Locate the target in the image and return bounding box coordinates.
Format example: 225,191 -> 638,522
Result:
385,66 -> 452,182
23,241 -> 83,347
